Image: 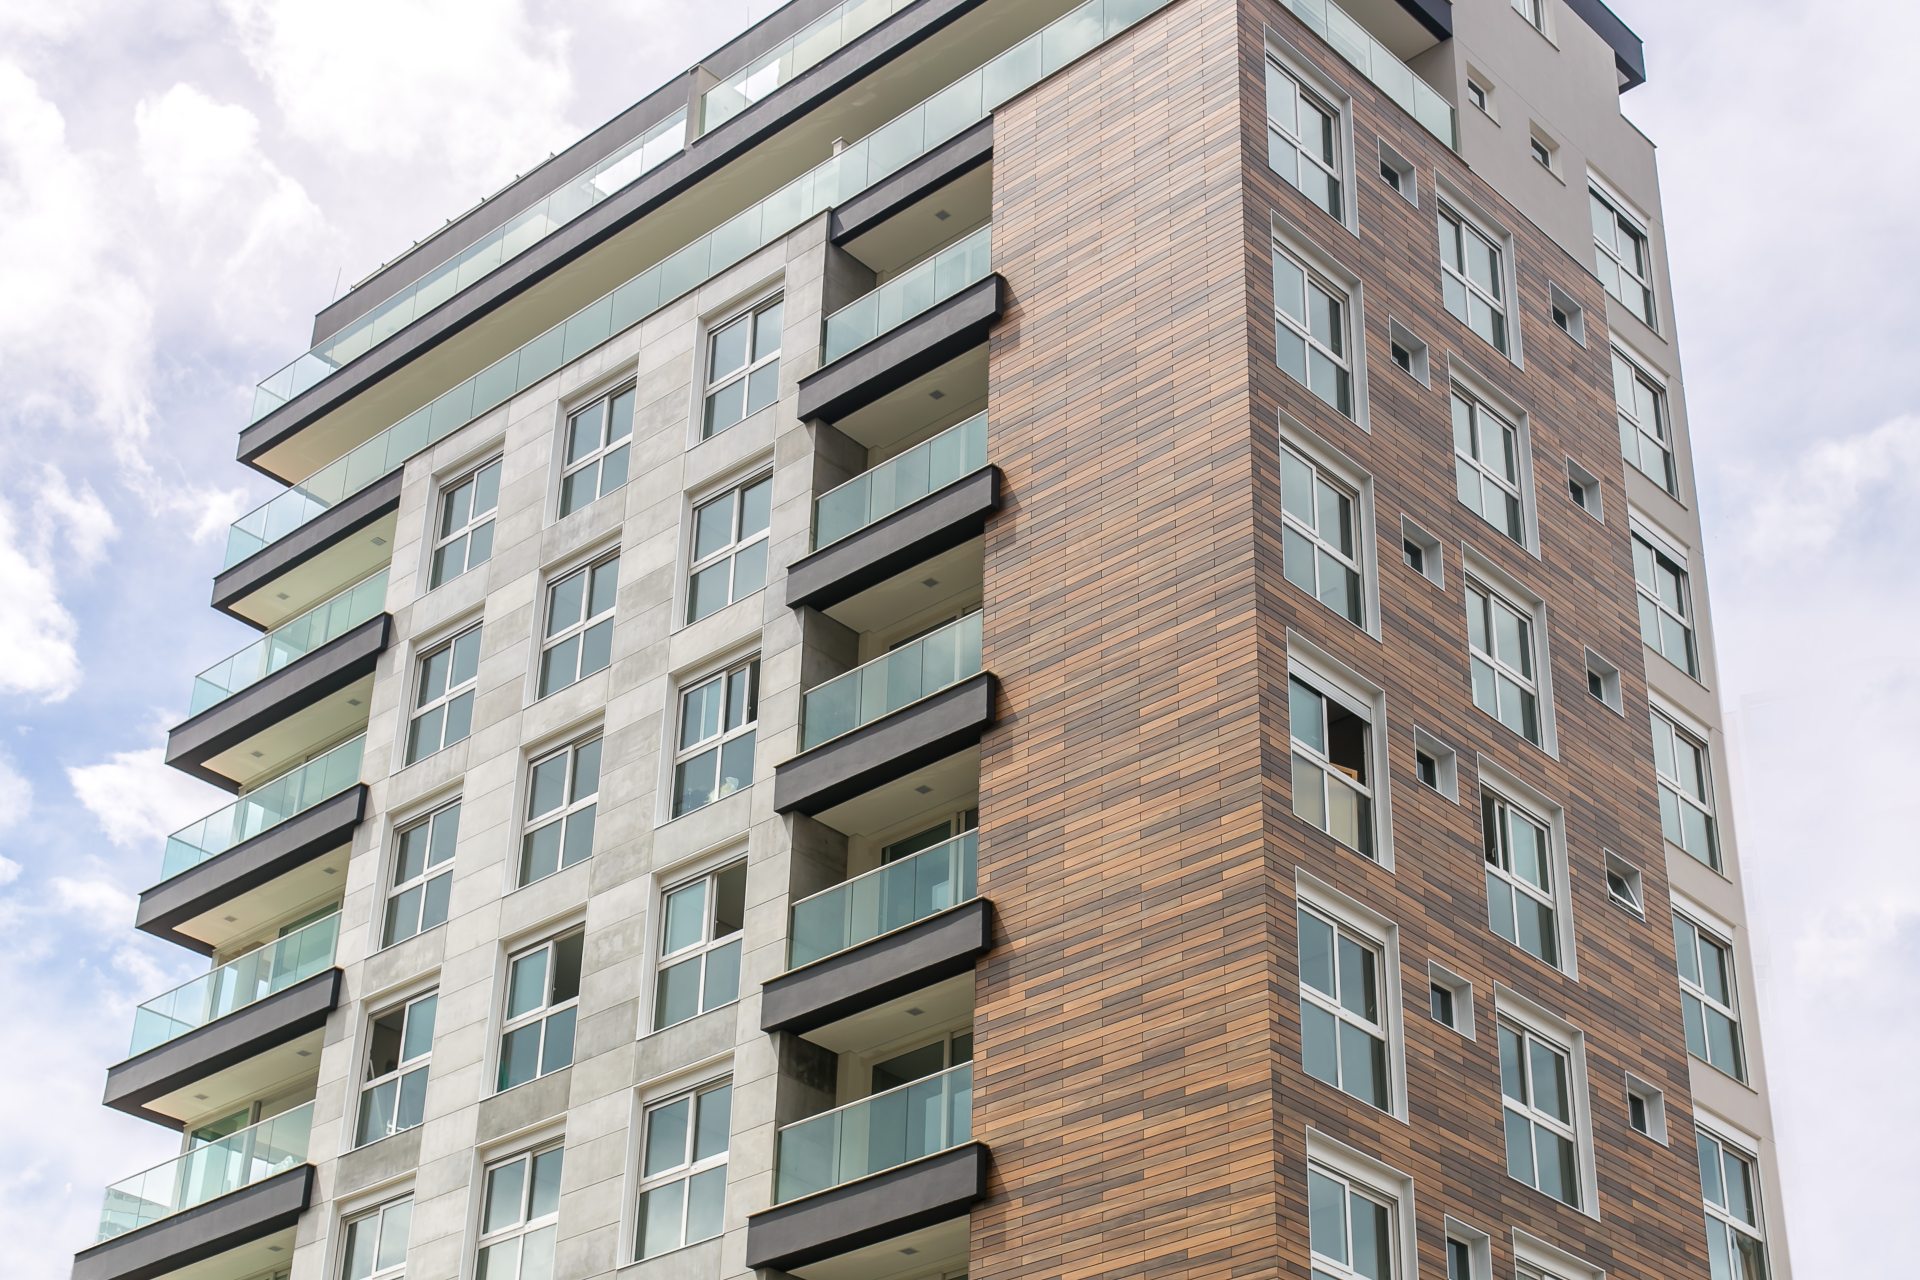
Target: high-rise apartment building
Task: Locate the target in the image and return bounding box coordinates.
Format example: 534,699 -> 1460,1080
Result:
73,1 -> 1788,1278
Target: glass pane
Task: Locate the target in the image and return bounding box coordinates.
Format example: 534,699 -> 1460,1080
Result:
655,957 -> 701,1028
645,1098 -> 690,1176
1301,1000 -> 1338,1086
1307,1170 -> 1348,1263
1336,935 -> 1377,1020
637,1179 -> 685,1259
1339,1020 -> 1388,1108
1289,679 -> 1325,754
1528,1040 -> 1569,1121
703,939 -> 741,1010
507,950 -> 548,1019
695,1084 -> 732,1161
1503,1109 -> 1536,1185
483,1159 -> 526,1233
1350,1192 -> 1390,1280
685,1166 -> 726,1243
539,1007 -> 576,1073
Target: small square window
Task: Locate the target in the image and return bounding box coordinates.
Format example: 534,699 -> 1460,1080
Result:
1625,1075 -> 1667,1143
1377,139 -> 1416,206
1584,650 -> 1623,713
1604,851 -> 1645,916
1529,130 -> 1558,174
1410,727 -> 1458,801
1466,77 -> 1492,117
1386,319 -> 1428,386
1549,283 -> 1586,344
1399,517 -> 1442,587
1566,459 -> 1603,519
1429,981 -> 1453,1023
1427,962 -> 1474,1037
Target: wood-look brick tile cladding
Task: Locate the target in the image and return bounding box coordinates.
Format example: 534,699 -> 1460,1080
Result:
971,0 -> 1714,1275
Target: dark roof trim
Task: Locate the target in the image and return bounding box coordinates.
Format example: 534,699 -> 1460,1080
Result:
1561,0 -> 1646,90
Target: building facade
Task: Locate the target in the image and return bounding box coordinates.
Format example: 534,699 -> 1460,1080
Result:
75,2 -> 1788,1280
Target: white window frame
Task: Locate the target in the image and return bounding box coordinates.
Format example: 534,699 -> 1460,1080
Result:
1650,699 -> 1720,871
339,1193 -> 413,1280
1287,637 -> 1394,868
354,990 -> 437,1148
1466,577 -> 1542,747
405,623 -> 482,765
1589,177 -> 1657,330
1411,726 -> 1459,802
1513,1229 -> 1604,1280
1427,961 -> 1474,1038
1444,1217 -> 1492,1280
1495,990 -> 1598,1217
383,799 -> 460,948
670,657 -> 759,819
537,551 -> 619,699
474,1143 -> 564,1280
1548,284 -> 1586,345
1463,547 -> 1557,753
1377,138 -> 1417,206
428,454 -> 502,590
1304,1130 -> 1420,1280
1624,1073 -> 1668,1144
1511,0 -> 1547,33
1278,418 -> 1379,635
1673,902 -> 1747,1083
1272,241 -> 1355,419
650,859 -> 747,1032
496,929 -> 583,1093
1612,344 -> 1677,494
1584,649 -> 1623,714
700,294 -> 783,441
1696,1119 -> 1772,1280
1482,788 -> 1561,971
1438,203 -> 1511,357
1296,871 -> 1406,1119
1630,518 -> 1699,679
1272,212 -> 1371,429
1450,384 -> 1528,546
558,380 -> 636,518
1529,128 -> 1559,176
1603,850 -> 1644,918
518,735 -> 602,888
633,1075 -> 733,1260
1263,38 -> 1352,226
684,471 -> 773,625
1478,759 -> 1576,976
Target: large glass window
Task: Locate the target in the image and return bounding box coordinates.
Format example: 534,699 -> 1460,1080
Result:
1651,709 -> 1720,870
1674,913 -> 1746,1082
1466,579 -> 1540,744
1289,675 -> 1374,858
1451,389 -> 1524,543
538,555 -> 619,698
1499,1019 -> 1580,1207
672,659 -> 758,817
1483,791 -> 1559,968
559,384 -> 635,517
686,476 -> 771,623
356,992 -> 436,1147
1273,243 -> 1353,416
702,298 -> 782,439
341,1196 -> 411,1280
406,625 -> 481,764
1590,187 -> 1656,328
1265,58 -> 1342,219
475,1146 -> 562,1280
1613,350 -> 1675,493
1699,1129 -> 1771,1280
1308,1163 -> 1395,1280
1438,206 -> 1508,354
653,863 -> 746,1030
384,802 -> 459,947
1633,531 -> 1698,677
430,457 -> 501,589
519,737 -> 601,887
635,1079 -> 732,1260
1297,905 -> 1389,1110
498,931 -> 583,1091
1281,446 -> 1363,627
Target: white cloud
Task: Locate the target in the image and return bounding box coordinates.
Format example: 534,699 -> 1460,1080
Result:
0,855 -> 19,886
67,746 -> 221,850
0,754 -> 30,833
48,876 -> 136,933
31,467 -> 117,571
1733,415 -> 1920,565
0,498 -> 81,702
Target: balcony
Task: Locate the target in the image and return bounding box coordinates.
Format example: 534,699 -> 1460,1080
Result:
698,0 -> 915,134
139,737 -> 365,955
800,226 -> 1001,424
1279,0 -> 1456,146
75,1105 -> 314,1280
221,0 -> 1171,573
107,913 -> 341,1125
190,572 -> 386,715
789,413 -> 998,612
746,1064 -> 984,1275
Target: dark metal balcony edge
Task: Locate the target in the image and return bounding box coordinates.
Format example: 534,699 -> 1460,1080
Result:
137,784 -> 366,956
786,465 -> 1000,612
744,1143 -> 987,1272
796,273 -> 1003,424
1389,0 -> 1452,42
72,1164 -> 313,1280
210,468 -> 404,625
239,0 -> 995,478
165,614 -> 391,792
105,969 -> 342,1127
1561,0 -> 1646,89
762,898 -> 992,1035
830,117 -> 994,245
773,672 -> 996,815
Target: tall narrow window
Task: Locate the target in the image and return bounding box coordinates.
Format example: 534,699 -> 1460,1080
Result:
1445,1237 -> 1476,1280
1612,350 -> 1675,493
653,862 -> 746,1030
519,737 -> 601,886
559,384 -> 635,517
672,659 -> 758,817
1438,206 -> 1508,354
1632,531 -> 1698,677
1651,709 -> 1720,870
384,801 -> 459,947
1273,243 -> 1353,416
635,1079 -> 732,1259
1699,1129 -> 1771,1280
1307,1163 -> 1395,1280
1674,913 -> 1747,1082
476,1146 -> 562,1280
1466,579 -> 1540,744
498,931 -> 583,1091
538,555 -> 618,698
1499,1019 -> 1580,1206
356,992 -> 436,1146
1483,791 -> 1558,967
1297,905 -> 1389,1110
1265,58 -> 1343,219
1590,187 -> 1656,328
1280,446 -> 1363,627
1451,389 -> 1524,543
430,457 -> 502,588
406,625 -> 481,764
702,298 -> 782,439
341,1196 -> 412,1280
686,476 -> 772,623
1511,0 -> 1545,30
1289,676 -> 1374,858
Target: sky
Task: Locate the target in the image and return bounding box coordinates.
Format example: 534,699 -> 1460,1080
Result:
0,0 -> 1908,1276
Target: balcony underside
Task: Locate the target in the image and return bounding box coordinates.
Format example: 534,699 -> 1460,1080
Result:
104,970 -> 341,1127
797,275 -> 1003,424
165,617 -> 389,791
211,469 -> 401,630
72,1167 -> 312,1280
830,117 -> 993,248
775,673 -> 996,816
789,467 -> 1000,612
745,1145 -> 986,1275
764,900 -> 992,1037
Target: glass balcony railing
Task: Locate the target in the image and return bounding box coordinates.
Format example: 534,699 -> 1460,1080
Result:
700,0 -> 914,134
821,224 -> 992,364
248,109 -> 688,424
801,611 -> 983,750
189,571 -> 388,715
790,831 -> 978,967
221,0 -> 1173,572
775,1062 -> 972,1202
813,413 -> 987,550
1281,0 -> 1456,147
161,735 -> 365,880
98,1102 -> 315,1241
127,912 -> 341,1057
